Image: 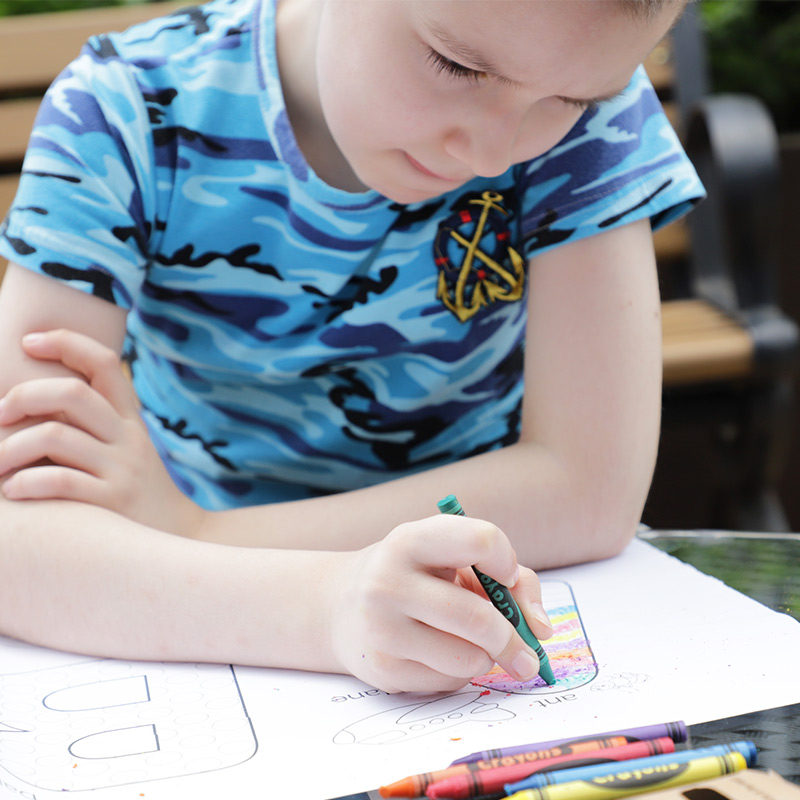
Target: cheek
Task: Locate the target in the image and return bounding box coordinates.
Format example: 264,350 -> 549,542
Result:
317,51 -> 400,143
512,106 -> 585,163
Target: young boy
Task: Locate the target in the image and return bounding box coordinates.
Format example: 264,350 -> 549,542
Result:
0,0 -> 701,693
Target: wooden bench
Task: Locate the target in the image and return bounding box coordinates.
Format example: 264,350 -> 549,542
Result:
644,7 -> 798,530
1,2 -> 797,528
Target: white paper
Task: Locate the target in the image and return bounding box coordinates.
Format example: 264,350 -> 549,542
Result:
1,539 -> 798,800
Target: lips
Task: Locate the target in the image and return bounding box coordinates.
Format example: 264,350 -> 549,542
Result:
405,153 -> 465,183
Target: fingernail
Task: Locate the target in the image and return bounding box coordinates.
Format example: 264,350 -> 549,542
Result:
22,332 -> 44,346
511,650 -> 539,681
528,603 -> 553,635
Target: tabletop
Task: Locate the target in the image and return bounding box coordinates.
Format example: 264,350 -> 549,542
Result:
639,529 -> 800,785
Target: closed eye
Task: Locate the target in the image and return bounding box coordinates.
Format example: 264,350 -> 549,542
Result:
426,47 -> 485,85
558,96 -> 599,113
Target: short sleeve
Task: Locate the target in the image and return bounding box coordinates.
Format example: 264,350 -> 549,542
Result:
0,40 -> 155,308
517,65 -> 705,258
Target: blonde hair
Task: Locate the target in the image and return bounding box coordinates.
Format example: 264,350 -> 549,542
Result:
616,0 -> 691,24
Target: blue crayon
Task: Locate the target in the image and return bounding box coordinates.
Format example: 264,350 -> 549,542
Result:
437,494 -> 556,685
504,740 -> 757,795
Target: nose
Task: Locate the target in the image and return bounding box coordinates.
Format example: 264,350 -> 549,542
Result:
442,107 -> 521,178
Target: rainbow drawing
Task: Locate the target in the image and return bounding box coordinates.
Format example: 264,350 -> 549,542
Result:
472,581 -> 597,695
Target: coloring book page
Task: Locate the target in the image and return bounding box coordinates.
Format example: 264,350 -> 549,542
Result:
1,539 -> 799,800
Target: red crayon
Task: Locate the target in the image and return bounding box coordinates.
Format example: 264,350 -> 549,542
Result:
379,736 -> 631,798
425,737 -> 676,800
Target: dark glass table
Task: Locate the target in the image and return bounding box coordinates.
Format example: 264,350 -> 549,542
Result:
639,529 -> 800,784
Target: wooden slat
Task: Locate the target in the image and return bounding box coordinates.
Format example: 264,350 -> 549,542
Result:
662,299 -> 754,385
0,173 -> 19,220
0,1 -> 187,93
0,97 -> 39,164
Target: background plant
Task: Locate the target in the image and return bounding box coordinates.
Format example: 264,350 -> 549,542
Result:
700,0 -> 800,133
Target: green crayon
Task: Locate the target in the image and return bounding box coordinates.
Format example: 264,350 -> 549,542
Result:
506,751 -> 748,800
437,494 -> 556,685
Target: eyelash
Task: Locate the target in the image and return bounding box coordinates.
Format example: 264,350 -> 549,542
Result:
560,97 -> 598,113
425,48 -> 485,85
425,45 -> 603,111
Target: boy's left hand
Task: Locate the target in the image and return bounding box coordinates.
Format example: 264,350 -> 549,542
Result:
0,329 -> 198,534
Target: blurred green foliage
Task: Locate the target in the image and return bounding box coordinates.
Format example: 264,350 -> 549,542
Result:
700,0 -> 800,133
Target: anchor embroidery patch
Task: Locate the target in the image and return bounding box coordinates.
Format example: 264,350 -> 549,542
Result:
434,190 -> 525,322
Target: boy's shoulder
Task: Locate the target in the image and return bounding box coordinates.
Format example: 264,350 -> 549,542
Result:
97,0 -> 259,65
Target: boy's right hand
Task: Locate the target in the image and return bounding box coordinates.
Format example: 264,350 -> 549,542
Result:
326,513 -> 552,694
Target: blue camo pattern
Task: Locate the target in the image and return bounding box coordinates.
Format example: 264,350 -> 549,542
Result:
0,0 -> 704,509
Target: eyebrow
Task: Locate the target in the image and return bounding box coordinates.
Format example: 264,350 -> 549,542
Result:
425,20 -> 630,106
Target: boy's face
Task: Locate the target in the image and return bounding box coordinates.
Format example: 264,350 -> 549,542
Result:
303,0 -> 679,204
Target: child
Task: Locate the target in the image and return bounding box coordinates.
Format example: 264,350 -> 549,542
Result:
0,0 -> 702,693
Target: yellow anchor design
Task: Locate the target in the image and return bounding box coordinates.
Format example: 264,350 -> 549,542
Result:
436,191 -> 526,322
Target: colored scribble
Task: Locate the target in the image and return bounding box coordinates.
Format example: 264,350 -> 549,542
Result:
472,582 -> 597,695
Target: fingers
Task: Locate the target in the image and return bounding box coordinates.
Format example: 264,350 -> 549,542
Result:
512,566 -> 554,641
0,421 -> 112,502
399,573 -> 523,672
0,377 -> 121,442
1,463 -> 108,505
385,517 -> 547,683
336,515 -> 550,692
366,657 -> 477,695
389,514 -> 521,588
0,419 -> 104,471
20,329 -> 137,416
367,621 -> 495,693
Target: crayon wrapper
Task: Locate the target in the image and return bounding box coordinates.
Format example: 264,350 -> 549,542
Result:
510,752 -> 747,800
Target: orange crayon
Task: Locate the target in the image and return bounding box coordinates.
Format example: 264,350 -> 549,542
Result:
379,736 -> 631,798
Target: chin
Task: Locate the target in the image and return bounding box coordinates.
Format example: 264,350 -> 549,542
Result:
377,182 -> 447,205
358,158 -> 455,205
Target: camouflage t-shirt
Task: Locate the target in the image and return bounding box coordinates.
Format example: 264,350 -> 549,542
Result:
0,0 -> 704,508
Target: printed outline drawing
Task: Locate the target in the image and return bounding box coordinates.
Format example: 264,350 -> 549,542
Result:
590,672 -> 652,694
333,581 -> 598,745
331,691 -> 516,745
0,659 -> 257,792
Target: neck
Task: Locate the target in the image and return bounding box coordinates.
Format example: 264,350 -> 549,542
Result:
275,0 -> 367,192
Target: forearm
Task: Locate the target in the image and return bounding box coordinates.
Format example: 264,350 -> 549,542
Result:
194,221 -> 663,570
0,494 -> 557,694
0,494 -> 343,671
196,434 -> 651,571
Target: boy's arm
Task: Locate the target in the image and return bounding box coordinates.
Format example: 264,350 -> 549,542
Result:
0,262 -> 129,380
0,262 -> 202,533
0,274 -> 551,687
1,213 -> 661,570
197,217 -> 662,569
0,476 -> 551,691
